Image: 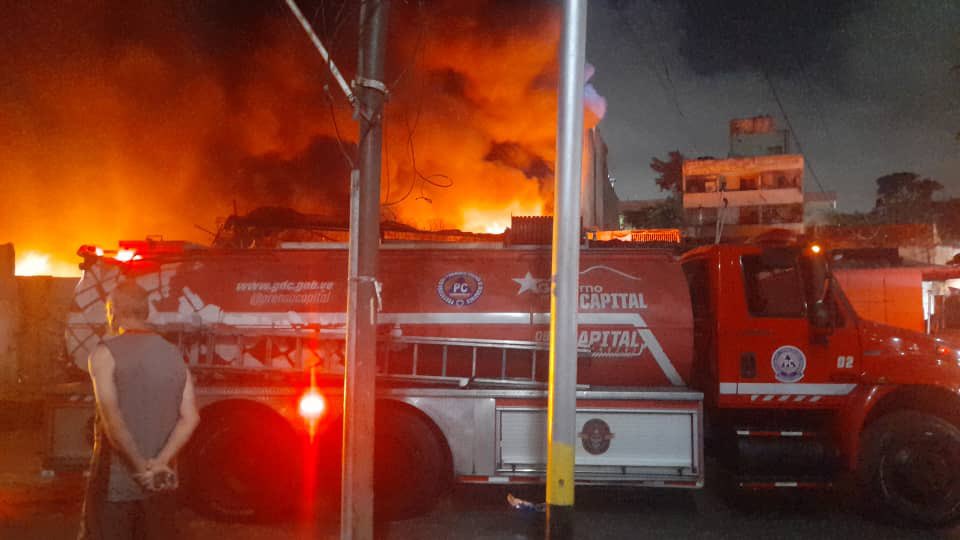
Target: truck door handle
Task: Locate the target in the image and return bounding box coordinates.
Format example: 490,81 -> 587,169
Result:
738,329 -> 772,337
740,352 -> 757,379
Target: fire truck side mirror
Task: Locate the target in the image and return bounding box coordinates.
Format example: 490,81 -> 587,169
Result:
803,251 -> 833,340
809,301 -> 832,330
808,299 -> 833,345
806,257 -> 828,304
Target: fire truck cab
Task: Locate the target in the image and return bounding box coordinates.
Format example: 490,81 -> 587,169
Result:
683,242 -> 960,525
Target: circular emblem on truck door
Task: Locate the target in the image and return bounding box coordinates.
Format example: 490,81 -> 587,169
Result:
437,272 -> 484,306
771,345 -> 806,383
578,418 -> 615,455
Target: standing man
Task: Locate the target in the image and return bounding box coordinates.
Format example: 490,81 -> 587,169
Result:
78,279 -> 200,540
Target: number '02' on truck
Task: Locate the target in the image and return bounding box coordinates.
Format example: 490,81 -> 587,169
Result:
46,239 -> 960,524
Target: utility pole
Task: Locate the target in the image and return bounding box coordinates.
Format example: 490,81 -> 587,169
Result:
342,1 -> 389,539
546,0 -> 587,539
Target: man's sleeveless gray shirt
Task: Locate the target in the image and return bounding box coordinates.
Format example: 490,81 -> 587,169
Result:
101,333 -> 186,501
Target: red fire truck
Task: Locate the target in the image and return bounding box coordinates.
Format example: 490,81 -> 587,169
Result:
45,236 -> 960,525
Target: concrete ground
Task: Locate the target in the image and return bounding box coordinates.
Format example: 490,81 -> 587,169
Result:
2,424 -> 959,539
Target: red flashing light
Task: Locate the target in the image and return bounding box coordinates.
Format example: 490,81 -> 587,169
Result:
77,245 -> 104,258
298,389 -> 327,420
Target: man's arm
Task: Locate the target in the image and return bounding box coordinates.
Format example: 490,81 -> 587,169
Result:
88,345 -> 147,474
154,370 -> 200,466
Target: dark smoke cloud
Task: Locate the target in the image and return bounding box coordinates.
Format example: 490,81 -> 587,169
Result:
213,136 -> 354,215
666,0 -> 870,78
589,0 -> 960,210
484,142 -> 554,182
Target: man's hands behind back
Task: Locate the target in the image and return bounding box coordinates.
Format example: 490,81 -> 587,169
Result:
133,458 -> 179,492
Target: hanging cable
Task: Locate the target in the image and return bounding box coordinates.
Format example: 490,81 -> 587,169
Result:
285,0 -> 355,106
382,110 -> 392,203
619,1 -> 700,155
763,69 -> 827,193
390,0 -> 428,89
324,86 -> 356,170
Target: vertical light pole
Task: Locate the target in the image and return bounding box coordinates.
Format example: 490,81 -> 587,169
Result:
0,244 -> 16,390
342,1 -> 388,539
546,0 -> 587,538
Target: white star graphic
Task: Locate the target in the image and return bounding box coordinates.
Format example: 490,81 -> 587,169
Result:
513,272 -> 545,295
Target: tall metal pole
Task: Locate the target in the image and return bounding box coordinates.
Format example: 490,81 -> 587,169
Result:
342,1 -> 388,539
546,0 -> 587,538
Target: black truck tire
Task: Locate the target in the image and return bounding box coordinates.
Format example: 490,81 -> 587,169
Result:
858,410 -> 960,526
181,406 -> 302,522
374,406 -> 450,521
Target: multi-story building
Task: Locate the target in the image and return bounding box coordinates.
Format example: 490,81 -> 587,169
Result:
681,116 -> 807,241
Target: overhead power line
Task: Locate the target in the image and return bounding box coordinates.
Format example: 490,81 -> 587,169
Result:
793,56 -> 837,153
763,69 -> 827,193
285,0 -> 355,106
619,1 -> 701,156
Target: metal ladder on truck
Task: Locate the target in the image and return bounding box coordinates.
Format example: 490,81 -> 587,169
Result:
166,326 -> 583,389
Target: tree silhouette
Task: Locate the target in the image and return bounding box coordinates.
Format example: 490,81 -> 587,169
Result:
875,172 -> 943,223
621,151 -> 687,228
650,151 -> 686,194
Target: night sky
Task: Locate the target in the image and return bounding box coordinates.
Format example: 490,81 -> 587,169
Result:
2,0 -> 959,273
589,0 -> 960,208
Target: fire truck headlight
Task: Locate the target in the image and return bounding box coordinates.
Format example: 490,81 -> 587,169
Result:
298,390 -> 327,420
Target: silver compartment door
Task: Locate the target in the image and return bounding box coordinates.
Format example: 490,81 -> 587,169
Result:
497,406 -> 700,481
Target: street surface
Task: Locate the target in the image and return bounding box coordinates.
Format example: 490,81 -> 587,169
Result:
1,426 -> 958,540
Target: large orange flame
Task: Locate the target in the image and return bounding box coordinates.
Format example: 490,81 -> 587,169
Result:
2,1 -> 591,264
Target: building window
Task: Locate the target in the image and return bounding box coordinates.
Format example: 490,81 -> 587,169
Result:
738,206 -> 760,225
685,176 -> 706,193
685,207 -> 718,225
685,175 -> 725,193
739,175 -> 759,190
761,170 -> 800,189
765,203 -> 804,224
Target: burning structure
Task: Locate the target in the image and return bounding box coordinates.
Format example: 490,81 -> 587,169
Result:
3,1 -> 609,276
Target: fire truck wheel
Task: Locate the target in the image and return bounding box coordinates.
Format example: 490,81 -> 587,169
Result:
182,405 -> 301,522
374,406 -> 451,521
858,410 -> 960,526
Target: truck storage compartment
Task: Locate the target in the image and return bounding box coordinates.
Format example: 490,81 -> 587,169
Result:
44,384 -> 96,470
496,390 -> 703,486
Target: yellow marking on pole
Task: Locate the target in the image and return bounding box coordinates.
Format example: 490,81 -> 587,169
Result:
546,442 -> 575,506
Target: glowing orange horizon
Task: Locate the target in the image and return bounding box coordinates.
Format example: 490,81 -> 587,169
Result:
14,251 -> 81,278
460,201 -> 545,235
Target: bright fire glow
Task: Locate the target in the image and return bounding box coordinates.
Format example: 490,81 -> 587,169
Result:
461,201 -> 544,236
298,390 -> 326,419
483,222 -> 508,234
810,244 -> 822,254
15,252 -> 49,276
15,251 -> 81,277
